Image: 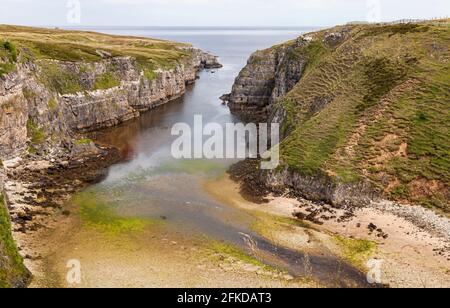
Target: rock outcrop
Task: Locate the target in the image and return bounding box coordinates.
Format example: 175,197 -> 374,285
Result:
0,27 -> 221,288
226,21 -> 450,211
0,169 -> 31,288
222,38 -> 307,123
0,48 -> 220,159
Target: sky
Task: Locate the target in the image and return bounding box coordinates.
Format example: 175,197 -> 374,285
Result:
0,0 -> 449,27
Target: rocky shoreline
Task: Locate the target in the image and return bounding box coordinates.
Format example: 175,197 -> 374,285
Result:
0,140 -> 122,287
226,162 -> 450,287
0,29 -> 222,287
205,174 -> 450,287
228,159 -> 450,243
2,143 -> 120,233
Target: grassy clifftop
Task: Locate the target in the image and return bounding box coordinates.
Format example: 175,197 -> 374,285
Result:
235,20 -> 449,211
0,24 -> 191,62
274,20 -> 449,211
0,25 -> 192,79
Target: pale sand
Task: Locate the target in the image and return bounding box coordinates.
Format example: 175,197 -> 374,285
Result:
24,212 -> 317,288
16,173 -> 449,288
204,175 -> 450,288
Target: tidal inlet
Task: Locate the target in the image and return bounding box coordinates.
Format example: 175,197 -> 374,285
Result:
0,0 -> 449,291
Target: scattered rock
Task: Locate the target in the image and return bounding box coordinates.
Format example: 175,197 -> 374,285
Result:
368,223 -> 378,233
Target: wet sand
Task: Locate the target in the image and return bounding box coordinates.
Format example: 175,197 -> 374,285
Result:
24,171 -> 368,288
205,175 -> 450,288
22,172 -> 449,288
26,208 -> 318,288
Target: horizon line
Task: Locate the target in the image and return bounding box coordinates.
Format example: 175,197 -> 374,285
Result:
55,25 -> 325,29
2,24 -> 326,29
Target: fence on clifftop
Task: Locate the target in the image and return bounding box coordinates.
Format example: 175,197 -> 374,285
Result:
347,17 -> 449,26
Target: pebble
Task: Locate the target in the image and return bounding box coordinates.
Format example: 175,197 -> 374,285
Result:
283,274 -> 294,281
373,201 -> 450,240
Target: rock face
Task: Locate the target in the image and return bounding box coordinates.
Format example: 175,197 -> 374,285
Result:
229,159 -> 379,208
223,32 -> 382,207
222,38 -> 307,123
0,38 -> 220,288
0,169 -> 31,288
261,167 -> 380,207
225,21 -> 450,210
0,48 -> 220,159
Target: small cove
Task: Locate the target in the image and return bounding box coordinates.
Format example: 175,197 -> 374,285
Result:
34,27 -> 372,288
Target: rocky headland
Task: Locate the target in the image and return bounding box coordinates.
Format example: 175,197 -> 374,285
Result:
0,25 -> 221,287
223,20 -> 449,212
222,20 -> 450,286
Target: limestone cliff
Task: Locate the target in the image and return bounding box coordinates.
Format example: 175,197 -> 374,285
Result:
0,26 -> 220,288
0,170 -> 30,288
223,38 -> 307,123
0,48 -> 220,159
225,21 -> 450,211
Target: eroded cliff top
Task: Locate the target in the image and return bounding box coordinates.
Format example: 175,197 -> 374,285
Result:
0,25 -> 219,160
0,25 -> 193,73
228,19 -> 450,211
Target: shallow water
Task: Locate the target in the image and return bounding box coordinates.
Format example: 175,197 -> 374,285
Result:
83,27 -> 309,245
52,28 -> 372,287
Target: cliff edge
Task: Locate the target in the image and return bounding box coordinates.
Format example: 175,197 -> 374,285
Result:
224,20 -> 449,212
0,25 -> 220,288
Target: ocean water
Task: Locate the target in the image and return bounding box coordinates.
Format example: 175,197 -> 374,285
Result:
79,26 -> 314,78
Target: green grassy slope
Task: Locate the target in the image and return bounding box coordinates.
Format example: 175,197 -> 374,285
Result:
274,20 -> 449,211
0,194 -> 30,288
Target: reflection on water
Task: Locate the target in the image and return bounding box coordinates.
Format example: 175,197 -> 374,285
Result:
64,28 -> 374,287
83,28 -> 308,239
85,27 -> 312,189
82,27 -> 305,236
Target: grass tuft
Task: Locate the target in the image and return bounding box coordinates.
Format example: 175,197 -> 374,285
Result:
27,119 -> 45,144
0,62 -> 15,77
47,98 -> 58,110
74,138 -> 93,146
209,240 -> 279,272
334,235 -> 376,270
93,72 -> 120,90
3,41 -> 18,62
39,63 -> 83,94
143,69 -> 157,81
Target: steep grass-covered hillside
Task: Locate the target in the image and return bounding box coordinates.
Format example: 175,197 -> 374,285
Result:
227,20 -> 449,211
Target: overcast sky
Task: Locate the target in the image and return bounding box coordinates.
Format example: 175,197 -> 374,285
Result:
0,0 -> 449,27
